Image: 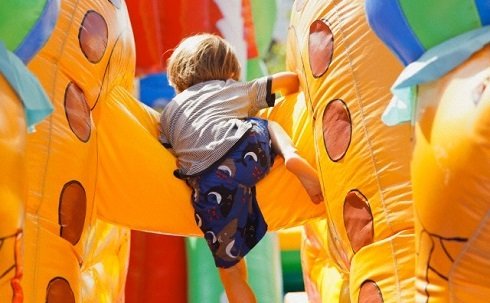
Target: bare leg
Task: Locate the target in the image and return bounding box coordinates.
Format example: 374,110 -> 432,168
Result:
268,121 -> 323,204
218,259 -> 257,303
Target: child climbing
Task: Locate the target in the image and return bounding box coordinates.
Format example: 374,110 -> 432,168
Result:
160,33 -> 323,302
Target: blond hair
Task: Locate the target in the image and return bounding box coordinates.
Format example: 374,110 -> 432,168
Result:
166,33 -> 241,93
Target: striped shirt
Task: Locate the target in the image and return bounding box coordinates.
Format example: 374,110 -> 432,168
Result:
160,76 -> 275,176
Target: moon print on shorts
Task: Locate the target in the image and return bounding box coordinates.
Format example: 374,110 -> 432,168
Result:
188,118 -> 273,268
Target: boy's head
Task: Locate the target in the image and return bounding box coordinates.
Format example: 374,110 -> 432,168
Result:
167,33 -> 241,93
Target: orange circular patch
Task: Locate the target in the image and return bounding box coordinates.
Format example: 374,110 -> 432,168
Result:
343,190 -> 373,253
322,99 -> 351,161
46,277 -> 75,303
308,19 -> 334,78
64,82 -> 91,142
359,280 -> 383,303
79,10 -> 108,63
59,181 -> 87,245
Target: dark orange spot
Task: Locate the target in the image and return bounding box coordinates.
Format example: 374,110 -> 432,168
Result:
359,280 -> 383,303
79,10 -> 108,63
64,82 -> 91,142
59,181 -> 86,245
323,99 -> 351,161
46,278 -> 75,303
309,19 -> 334,78
343,190 -> 373,253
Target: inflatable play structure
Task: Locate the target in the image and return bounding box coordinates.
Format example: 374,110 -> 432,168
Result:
1,0 -> 489,302
0,0 -> 324,302
366,0 -> 490,301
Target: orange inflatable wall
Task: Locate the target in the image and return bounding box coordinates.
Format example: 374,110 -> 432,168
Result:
282,1 -> 415,301
0,70 -> 27,303
366,0 -> 490,300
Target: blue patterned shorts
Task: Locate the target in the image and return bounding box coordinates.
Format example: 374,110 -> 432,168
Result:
188,118 -> 274,268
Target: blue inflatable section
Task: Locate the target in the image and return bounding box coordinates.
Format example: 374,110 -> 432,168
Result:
139,73 -> 175,109
15,0 -> 60,63
365,0 -> 424,65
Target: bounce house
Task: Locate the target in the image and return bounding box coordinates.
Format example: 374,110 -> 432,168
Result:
1,0 -> 324,302
1,0 -> 489,302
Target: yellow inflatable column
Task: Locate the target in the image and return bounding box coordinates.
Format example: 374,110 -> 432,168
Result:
81,220 -> 130,303
412,46 -> 490,302
23,0 -> 135,301
0,74 -> 26,303
364,1 -> 490,300
0,41 -> 53,302
287,1 -> 414,301
301,219 -> 348,303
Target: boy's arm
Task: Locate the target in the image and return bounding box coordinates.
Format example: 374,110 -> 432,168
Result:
247,72 -> 300,115
270,71 -> 300,95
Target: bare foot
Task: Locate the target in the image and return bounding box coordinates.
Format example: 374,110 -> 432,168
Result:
284,156 -> 324,204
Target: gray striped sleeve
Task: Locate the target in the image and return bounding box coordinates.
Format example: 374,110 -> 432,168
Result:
247,76 -> 275,115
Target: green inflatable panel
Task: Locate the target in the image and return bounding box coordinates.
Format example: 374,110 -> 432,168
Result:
247,58 -> 268,80
250,0 -> 277,58
0,0 -> 47,50
280,250 -> 304,293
